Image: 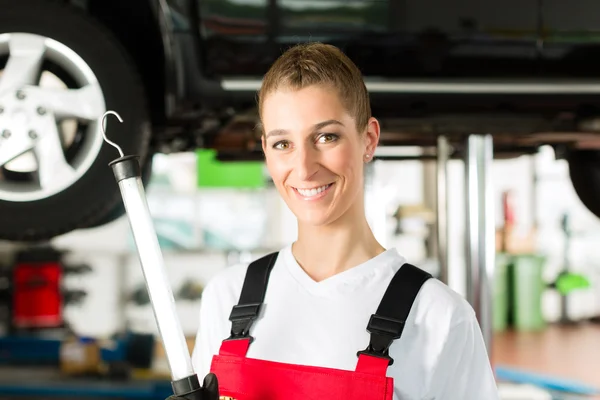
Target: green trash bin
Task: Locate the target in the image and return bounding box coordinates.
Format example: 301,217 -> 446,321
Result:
511,254 -> 546,331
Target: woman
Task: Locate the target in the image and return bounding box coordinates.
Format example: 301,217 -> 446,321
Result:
190,42 -> 499,400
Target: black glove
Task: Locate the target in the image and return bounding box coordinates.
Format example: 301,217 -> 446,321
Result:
166,373 -> 219,400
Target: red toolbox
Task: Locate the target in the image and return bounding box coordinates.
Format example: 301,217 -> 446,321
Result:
12,248 -> 63,329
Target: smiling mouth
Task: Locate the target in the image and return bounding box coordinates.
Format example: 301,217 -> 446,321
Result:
294,183 -> 333,198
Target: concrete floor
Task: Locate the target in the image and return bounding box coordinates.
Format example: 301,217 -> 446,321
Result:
493,322 -> 600,400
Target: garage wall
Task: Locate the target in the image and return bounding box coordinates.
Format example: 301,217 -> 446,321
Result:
49,146 -> 600,340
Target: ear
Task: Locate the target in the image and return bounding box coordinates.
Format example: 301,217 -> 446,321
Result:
261,134 -> 267,154
363,117 -> 380,158
258,122 -> 268,155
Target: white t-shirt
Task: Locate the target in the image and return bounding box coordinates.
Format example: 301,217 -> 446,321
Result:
191,245 -> 499,400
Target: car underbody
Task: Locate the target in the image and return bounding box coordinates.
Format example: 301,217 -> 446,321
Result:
0,0 -> 599,242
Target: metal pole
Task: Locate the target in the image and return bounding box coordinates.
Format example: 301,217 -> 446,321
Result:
464,134 -> 495,355
436,135 -> 450,285
364,159 -> 387,247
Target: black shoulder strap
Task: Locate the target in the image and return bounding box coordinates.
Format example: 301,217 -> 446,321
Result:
226,252 -> 279,341
357,263 -> 432,365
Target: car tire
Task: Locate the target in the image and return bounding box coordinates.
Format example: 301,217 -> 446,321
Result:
0,0 -> 151,241
567,149 -> 600,219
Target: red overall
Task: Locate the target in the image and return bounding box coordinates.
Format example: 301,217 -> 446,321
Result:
210,252 -> 432,400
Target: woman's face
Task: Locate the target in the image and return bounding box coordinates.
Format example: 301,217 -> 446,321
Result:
261,85 -> 379,227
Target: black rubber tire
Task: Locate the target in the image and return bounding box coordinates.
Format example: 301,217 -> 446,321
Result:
0,0 -> 151,241
567,149 -> 600,219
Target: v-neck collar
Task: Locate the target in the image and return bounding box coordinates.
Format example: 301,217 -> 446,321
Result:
280,244 -> 403,298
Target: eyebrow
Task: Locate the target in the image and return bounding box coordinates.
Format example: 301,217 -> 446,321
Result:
265,119 -> 345,139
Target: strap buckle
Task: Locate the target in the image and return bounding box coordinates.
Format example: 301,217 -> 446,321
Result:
226,303 -> 261,341
356,314 -> 405,366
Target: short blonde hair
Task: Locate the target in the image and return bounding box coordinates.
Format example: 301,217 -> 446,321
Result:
258,42 -> 371,132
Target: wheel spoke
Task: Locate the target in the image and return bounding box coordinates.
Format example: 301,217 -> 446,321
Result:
0,34 -> 46,97
0,133 -> 34,168
33,122 -> 76,191
25,83 -> 105,121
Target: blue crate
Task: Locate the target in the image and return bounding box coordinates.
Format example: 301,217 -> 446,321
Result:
0,336 -> 61,365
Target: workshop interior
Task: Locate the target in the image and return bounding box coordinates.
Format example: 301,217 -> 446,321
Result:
1,0 -> 600,399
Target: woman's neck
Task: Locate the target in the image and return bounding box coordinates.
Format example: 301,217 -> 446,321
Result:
292,208 -> 386,282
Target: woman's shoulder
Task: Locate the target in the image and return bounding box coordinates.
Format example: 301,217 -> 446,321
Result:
202,250 -> 285,302
385,254 -> 475,327
202,262 -> 249,301
410,273 -> 477,328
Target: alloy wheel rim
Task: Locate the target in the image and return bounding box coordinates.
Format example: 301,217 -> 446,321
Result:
0,32 -> 107,202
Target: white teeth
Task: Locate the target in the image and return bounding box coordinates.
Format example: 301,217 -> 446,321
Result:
296,184 -> 331,197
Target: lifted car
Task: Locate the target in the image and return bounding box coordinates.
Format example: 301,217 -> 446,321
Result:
0,0 -> 599,241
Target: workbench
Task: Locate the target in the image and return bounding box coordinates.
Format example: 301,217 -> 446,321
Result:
0,367 -> 172,399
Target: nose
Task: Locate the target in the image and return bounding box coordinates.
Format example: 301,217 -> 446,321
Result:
294,145 -> 319,181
